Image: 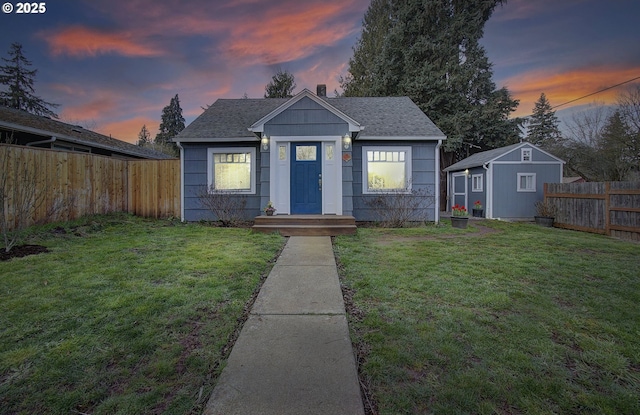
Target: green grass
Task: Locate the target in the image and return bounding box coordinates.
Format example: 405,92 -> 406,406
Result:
334,220 -> 640,415
0,214 -> 284,415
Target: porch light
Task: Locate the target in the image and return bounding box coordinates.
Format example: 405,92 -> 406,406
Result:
343,134 -> 351,150
261,135 -> 269,151
464,168 -> 469,177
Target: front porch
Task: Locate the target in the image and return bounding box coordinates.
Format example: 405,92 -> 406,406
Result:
252,215 -> 357,236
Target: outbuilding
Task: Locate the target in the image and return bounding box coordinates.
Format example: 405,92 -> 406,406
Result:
444,142 -> 564,220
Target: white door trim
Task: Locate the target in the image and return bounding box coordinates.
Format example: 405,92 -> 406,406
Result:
269,136 -> 342,215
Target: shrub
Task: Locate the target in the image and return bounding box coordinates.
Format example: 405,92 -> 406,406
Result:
363,187 -> 435,228
196,185 -> 247,227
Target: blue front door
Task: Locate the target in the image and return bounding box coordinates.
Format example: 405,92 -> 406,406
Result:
291,142 -> 322,214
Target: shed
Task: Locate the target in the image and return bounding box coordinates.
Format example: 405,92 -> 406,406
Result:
444,142 -> 564,219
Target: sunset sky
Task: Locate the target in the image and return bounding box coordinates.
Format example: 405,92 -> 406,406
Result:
2,0 -> 639,143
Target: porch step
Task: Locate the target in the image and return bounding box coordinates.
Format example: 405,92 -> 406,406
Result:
252,215 -> 357,236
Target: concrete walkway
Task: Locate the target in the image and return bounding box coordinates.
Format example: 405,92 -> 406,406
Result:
203,236 -> 365,415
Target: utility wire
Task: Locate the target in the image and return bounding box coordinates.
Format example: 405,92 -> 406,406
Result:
521,75 -> 640,118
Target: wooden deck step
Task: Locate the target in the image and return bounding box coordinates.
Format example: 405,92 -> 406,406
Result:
252,215 -> 357,236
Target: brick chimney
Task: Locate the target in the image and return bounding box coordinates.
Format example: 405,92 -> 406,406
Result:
316,84 -> 327,97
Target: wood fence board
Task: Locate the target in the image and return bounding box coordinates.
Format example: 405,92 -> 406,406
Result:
1,145 -> 179,232
545,181 -> 640,241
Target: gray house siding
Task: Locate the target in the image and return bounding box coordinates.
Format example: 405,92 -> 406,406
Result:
496,146 -> 558,163
182,142 -> 262,222
353,140 -> 438,221
468,166 -> 487,212
492,163 -> 562,218
264,97 -> 348,137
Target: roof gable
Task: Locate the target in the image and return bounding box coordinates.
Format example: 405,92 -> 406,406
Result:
249,89 -> 361,133
444,142 -> 564,171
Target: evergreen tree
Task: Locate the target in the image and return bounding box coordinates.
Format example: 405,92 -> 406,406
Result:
155,94 -> 185,145
137,124 -> 151,146
264,69 -> 296,98
527,93 -> 562,148
0,42 -> 58,118
342,0 -> 520,159
599,110 -> 634,180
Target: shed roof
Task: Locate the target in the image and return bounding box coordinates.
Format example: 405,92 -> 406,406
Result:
443,142 -> 564,172
0,106 -> 174,159
176,89 -> 446,142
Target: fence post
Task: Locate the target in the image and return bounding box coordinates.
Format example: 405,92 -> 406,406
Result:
605,182 -> 611,236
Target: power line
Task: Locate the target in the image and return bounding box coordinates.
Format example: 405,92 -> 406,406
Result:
550,75 -> 640,110
521,75 -> 640,118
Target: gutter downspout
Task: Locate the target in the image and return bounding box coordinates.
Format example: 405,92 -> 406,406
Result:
26,136 -> 56,146
435,139 -> 443,224
483,163 -> 490,219
175,141 -> 185,222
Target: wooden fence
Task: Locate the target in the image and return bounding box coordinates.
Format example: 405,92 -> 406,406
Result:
1,144 -> 180,231
544,182 -> 640,241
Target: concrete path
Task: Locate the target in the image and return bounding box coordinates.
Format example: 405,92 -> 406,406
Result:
203,236 -> 365,415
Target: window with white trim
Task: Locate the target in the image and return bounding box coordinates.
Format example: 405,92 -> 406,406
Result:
207,147 -> 256,193
521,148 -> 532,162
472,174 -> 483,192
363,146 -> 411,193
517,173 -> 536,192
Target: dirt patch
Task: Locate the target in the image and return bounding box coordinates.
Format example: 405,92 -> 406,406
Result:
0,244 -> 49,261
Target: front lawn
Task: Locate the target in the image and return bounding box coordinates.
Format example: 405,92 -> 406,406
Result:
0,215 -> 284,414
335,220 -> 640,415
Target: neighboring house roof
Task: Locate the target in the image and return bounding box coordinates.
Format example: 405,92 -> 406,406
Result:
0,106 -> 174,159
176,89 -> 446,142
443,142 -> 564,172
563,176 -> 585,184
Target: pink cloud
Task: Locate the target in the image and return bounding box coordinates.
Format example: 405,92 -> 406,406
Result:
43,26 -> 163,58
97,117 -> 160,144
505,66 -> 640,117
225,3 -> 360,64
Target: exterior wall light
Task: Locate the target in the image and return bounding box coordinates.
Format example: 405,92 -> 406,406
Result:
261,135 -> 269,151
343,134 -> 352,150
464,168 -> 470,177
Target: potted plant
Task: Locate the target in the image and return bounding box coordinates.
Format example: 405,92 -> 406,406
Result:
472,200 -> 484,217
534,200 -> 555,227
263,201 -> 276,216
451,204 -> 469,229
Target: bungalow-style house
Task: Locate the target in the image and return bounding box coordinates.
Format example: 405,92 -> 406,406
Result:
0,106 -> 173,160
444,142 -> 564,220
175,87 -> 446,232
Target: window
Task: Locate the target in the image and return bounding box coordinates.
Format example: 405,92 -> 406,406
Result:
472,174 -> 483,192
521,148 -> 532,162
207,148 -> 255,193
325,144 -> 334,161
517,173 -> 536,192
363,146 -> 411,193
295,145 -> 317,161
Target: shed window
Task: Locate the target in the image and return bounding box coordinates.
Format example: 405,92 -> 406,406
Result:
207,147 -> 255,193
517,173 -> 536,192
363,146 -> 411,193
472,174 -> 483,192
521,148 -> 532,162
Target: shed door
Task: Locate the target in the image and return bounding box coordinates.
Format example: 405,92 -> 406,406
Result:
452,173 -> 467,210
291,142 -> 322,214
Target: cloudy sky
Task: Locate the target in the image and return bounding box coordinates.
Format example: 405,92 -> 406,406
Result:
2,0 -> 639,143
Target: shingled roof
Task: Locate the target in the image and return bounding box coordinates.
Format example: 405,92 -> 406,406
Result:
0,106 -> 174,159
176,90 -> 446,142
443,142 -> 564,171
